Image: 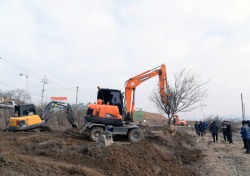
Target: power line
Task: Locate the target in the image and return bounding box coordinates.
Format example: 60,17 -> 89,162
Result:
49,80 -> 76,91
0,57 -> 43,79
0,56 -> 97,101
0,81 -> 49,99
45,87 -> 76,91
0,57 -> 73,90
28,82 -> 44,89
0,81 -> 18,89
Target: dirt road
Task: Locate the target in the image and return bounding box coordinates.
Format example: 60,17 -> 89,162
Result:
188,130 -> 250,176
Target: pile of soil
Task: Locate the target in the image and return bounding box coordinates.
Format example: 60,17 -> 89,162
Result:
143,112 -> 168,126
0,128 -> 202,176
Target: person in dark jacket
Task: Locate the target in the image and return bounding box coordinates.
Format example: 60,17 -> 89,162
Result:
240,120 -> 250,154
226,121 -> 233,144
202,121 -> 208,135
210,121 -> 219,142
194,121 -> 199,135
247,120 -> 250,128
198,121 -> 204,136
221,121 -> 228,142
241,120 -> 247,149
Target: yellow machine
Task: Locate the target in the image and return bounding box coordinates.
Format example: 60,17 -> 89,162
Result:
8,104 -> 43,131
7,101 -> 79,131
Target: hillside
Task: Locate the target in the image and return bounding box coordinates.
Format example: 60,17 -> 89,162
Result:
134,111 -> 168,126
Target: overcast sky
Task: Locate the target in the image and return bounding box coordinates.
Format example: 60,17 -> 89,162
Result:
0,0 -> 250,120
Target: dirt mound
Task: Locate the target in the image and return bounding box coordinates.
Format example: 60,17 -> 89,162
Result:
0,129 -> 202,176
143,111 -> 168,126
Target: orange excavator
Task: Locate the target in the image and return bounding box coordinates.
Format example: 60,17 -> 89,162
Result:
84,64 -> 169,142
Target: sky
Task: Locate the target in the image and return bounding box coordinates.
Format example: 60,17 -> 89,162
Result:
0,0 -> 250,121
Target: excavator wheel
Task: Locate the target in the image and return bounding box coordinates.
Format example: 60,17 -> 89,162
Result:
128,128 -> 144,143
89,127 -> 105,142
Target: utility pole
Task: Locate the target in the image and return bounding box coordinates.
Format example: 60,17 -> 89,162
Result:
244,104 -> 246,120
241,93 -> 245,120
76,86 -> 78,104
41,75 -> 49,107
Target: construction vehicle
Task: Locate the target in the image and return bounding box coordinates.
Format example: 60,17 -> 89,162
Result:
84,64 -> 169,143
7,101 -> 79,131
173,114 -> 187,126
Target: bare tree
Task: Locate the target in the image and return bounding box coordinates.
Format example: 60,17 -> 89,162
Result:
150,68 -> 209,124
205,115 -> 223,127
0,89 -> 31,104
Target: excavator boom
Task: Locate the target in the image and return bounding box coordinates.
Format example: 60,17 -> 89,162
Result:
124,64 -> 169,122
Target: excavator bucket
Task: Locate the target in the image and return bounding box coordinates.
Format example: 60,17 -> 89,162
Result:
96,125 -> 114,147
96,132 -> 114,147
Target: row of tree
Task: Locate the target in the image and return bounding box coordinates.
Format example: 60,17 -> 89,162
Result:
0,88 -> 30,104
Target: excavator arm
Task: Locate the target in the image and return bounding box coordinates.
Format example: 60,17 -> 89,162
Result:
42,101 -> 79,128
124,64 -> 169,123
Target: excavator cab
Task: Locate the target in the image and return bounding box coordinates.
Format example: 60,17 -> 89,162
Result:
14,104 -> 36,116
97,88 -> 124,115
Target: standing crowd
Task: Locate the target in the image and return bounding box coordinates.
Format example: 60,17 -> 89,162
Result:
194,121 -> 208,137
195,120 -> 232,143
194,120 -> 250,154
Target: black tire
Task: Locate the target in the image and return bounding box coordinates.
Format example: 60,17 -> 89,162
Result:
89,127 -> 105,142
128,128 -> 144,143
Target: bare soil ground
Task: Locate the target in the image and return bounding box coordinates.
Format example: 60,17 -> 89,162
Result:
0,128 -> 202,176
0,119 -> 249,175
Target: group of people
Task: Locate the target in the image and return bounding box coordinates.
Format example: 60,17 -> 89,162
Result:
194,119 -> 250,154
210,120 -> 233,143
194,121 -> 208,136
194,120 -> 233,143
